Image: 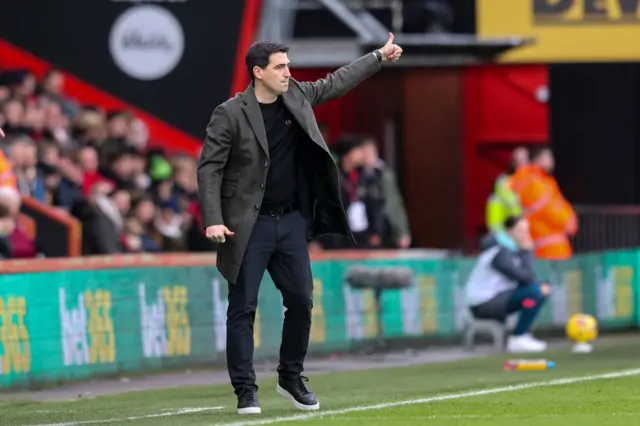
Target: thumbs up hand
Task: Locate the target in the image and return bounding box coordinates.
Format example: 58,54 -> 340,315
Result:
378,32 -> 403,62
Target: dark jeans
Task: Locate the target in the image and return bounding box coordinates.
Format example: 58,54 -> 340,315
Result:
470,283 -> 546,336
226,210 -> 313,397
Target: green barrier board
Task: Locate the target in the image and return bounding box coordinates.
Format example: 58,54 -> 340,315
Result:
0,250 -> 637,389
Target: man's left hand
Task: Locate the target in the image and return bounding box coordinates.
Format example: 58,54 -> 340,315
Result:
540,283 -> 551,296
378,32 -> 403,62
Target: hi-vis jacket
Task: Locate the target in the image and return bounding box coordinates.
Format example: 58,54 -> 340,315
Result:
510,165 -> 577,260
486,174 -> 523,232
0,149 -> 17,190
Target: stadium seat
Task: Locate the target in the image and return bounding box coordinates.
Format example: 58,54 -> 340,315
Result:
462,309 -> 518,352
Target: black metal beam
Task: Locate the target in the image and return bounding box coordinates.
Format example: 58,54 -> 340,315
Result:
359,34 -> 536,66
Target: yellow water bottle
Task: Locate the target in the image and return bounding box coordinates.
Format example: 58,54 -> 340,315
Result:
504,359 -> 555,371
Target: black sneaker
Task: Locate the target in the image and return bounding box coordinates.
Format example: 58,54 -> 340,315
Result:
237,390 -> 261,415
276,375 -> 320,411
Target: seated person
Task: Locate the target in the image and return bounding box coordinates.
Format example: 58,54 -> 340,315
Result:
465,216 -> 550,353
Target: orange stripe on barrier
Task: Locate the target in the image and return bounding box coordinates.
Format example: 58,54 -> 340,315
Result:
0,249 -> 409,274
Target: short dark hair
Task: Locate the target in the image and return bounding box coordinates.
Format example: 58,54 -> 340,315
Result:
529,145 -> 550,161
333,134 -> 366,159
503,215 -> 523,230
245,41 -> 290,81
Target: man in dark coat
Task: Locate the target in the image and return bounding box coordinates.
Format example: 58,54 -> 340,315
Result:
197,34 -> 403,415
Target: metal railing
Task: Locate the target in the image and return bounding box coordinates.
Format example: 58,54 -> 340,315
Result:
571,205 -> 640,253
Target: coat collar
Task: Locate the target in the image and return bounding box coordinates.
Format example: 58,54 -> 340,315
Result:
240,84 -> 269,156
239,81 -> 328,156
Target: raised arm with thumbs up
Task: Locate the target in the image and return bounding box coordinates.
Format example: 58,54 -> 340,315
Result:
378,32 -> 404,62
292,32 -> 404,107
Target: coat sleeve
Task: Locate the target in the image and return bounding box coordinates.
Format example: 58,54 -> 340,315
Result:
295,53 -> 382,107
495,175 -> 522,214
197,105 -> 234,228
486,195 -> 506,232
490,247 -> 536,285
381,168 -> 410,241
535,179 -> 578,235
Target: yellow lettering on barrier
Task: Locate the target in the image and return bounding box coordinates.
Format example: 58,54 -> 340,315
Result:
613,266 -> 633,318
254,308 -> 261,349
163,286 -> 191,357
418,275 -> 438,333
0,296 -> 31,374
564,270 -> 582,316
363,290 -> 377,338
310,279 -> 326,344
85,290 -> 115,364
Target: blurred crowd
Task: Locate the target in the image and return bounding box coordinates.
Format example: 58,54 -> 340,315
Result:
0,67 -> 214,259
317,132 -> 412,251
0,68 -> 412,260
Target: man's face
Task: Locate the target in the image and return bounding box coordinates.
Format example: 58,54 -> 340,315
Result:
23,144 -> 37,168
362,142 -> 379,168
0,86 -> 10,104
135,199 -> 156,224
10,141 -> 35,168
513,147 -> 529,167
3,100 -> 24,125
537,150 -> 555,172
108,116 -> 130,139
254,52 -> 291,96
41,144 -> 60,166
45,72 -> 64,95
15,74 -> 36,98
112,155 -> 135,179
79,147 -> 99,172
346,146 -> 364,168
111,190 -> 131,215
510,219 -> 530,243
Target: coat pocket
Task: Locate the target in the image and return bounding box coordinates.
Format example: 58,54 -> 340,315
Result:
221,184 -> 236,198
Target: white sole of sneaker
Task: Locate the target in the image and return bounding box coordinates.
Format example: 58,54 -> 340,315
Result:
276,384 -> 320,411
237,406 -> 262,415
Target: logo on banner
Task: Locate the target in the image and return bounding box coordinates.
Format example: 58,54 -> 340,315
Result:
0,296 -> 31,375
109,5 -> 185,80
59,288 -> 115,367
212,279 -> 227,352
477,0 -> 640,62
533,0 -> 640,25
343,286 -> 377,341
139,283 -> 191,358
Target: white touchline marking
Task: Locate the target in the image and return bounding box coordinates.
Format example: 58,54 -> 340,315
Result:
321,413 -> 640,420
218,368 -> 640,426
30,406 -> 225,426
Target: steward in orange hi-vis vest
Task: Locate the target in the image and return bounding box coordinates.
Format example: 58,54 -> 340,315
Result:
510,147 -> 577,260
0,148 -> 17,190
